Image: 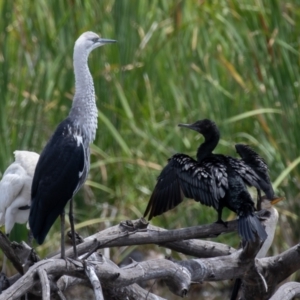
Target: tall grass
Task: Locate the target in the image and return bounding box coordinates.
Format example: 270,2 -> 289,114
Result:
0,0 -> 300,278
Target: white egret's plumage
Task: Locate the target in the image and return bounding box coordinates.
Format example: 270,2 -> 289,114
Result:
28,32 -> 116,252
0,151 -> 39,235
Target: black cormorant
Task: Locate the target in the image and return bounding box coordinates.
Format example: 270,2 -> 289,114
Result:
144,119 -> 268,242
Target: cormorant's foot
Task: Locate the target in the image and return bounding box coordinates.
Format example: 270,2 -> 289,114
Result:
215,219 -> 228,227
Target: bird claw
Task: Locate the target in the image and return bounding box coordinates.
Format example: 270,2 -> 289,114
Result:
67,230 -> 84,245
215,219 -> 228,227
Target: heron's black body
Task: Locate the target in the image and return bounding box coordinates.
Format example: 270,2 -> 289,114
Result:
29,118 -> 87,244
144,119 -> 268,242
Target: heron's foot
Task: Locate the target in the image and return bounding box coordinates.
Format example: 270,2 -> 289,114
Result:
67,230 -> 84,245
66,257 -> 84,273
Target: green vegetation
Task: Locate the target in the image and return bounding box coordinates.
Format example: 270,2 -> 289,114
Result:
0,0 -> 300,283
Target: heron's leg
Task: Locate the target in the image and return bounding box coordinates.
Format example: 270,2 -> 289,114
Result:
60,210 -> 65,259
69,198 -> 77,259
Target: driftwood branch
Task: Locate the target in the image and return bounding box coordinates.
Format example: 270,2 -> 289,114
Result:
1,218 -> 300,299
0,232 -> 23,274
56,252 -> 167,300
174,237 -> 261,283
251,243 -> 300,299
0,253 -> 191,300
37,268 -> 50,300
84,261 -> 104,300
57,276 -> 166,300
54,218 -> 237,259
269,282 -> 300,300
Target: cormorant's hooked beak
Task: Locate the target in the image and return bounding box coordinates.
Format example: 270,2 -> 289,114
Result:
178,123 -> 198,132
270,196 -> 285,205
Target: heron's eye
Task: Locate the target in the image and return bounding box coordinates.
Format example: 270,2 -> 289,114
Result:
92,38 -> 99,43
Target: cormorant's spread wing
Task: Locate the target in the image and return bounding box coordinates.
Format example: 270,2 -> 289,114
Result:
235,144 -> 275,199
144,154 -> 228,220
235,144 -> 268,172
227,156 -> 261,190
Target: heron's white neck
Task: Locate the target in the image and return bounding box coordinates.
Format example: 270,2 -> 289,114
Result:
69,48 -> 98,143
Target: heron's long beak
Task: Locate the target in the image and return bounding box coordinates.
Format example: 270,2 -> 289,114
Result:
271,196 -> 285,205
99,38 -> 117,44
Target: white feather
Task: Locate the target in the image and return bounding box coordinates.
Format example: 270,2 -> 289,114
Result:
256,200 -> 279,258
0,151 -> 39,234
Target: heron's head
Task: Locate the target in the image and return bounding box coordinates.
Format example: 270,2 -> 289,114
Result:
178,119 -> 218,136
75,31 -> 116,55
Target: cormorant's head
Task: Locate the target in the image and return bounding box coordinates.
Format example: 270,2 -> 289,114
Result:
74,31 -> 116,55
178,119 -> 218,136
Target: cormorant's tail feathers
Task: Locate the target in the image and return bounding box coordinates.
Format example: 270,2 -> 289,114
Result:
238,214 -> 267,242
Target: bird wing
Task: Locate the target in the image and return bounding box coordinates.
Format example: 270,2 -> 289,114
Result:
199,156 -> 228,200
0,163 -> 26,215
144,154 -> 228,220
29,120 -> 85,244
31,138 -> 85,209
226,156 -> 261,189
235,144 -> 275,199
14,151 -> 40,177
235,144 -> 268,172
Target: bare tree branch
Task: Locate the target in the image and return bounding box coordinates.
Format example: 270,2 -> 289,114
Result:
84,261 -> 104,300
0,232 -> 23,274
2,219 -> 300,300
56,289 -> 67,300
54,218 -> 237,259
57,276 -> 166,300
108,283 -> 167,300
0,254 -> 191,300
269,282 -> 300,300
244,243 -> 300,300
161,239 -> 235,258
37,268 -> 50,300
175,237 -> 261,283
